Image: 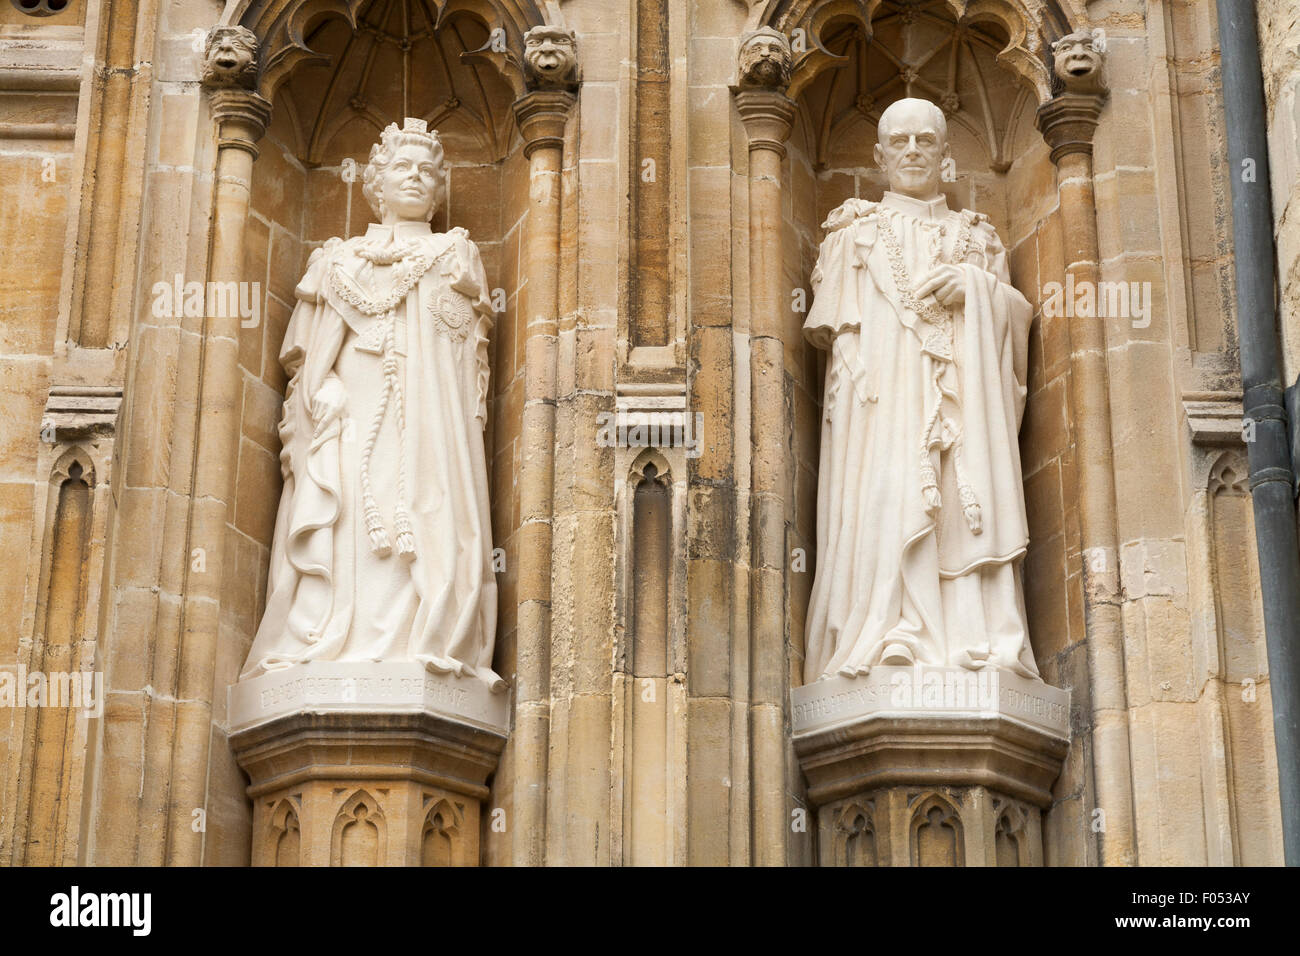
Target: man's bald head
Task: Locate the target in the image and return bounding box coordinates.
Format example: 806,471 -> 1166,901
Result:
876,98 -> 948,148
874,97 -> 950,200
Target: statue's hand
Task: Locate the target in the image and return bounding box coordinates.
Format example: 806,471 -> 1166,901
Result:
311,377 -> 347,434
914,264 -> 965,309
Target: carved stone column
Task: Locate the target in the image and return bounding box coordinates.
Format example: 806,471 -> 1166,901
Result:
229,664 -> 508,866
793,668 -> 1070,866
1035,31 -> 1135,867
149,30 -> 275,867
735,27 -> 797,866
509,40 -> 577,865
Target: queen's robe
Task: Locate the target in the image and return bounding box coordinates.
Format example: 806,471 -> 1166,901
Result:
242,219 -> 503,689
803,191 -> 1039,683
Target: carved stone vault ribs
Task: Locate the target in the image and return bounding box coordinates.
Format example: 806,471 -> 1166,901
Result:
795,0 -> 1035,170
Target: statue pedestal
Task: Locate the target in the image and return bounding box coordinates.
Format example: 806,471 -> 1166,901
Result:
228,662 -> 509,866
792,666 -> 1070,866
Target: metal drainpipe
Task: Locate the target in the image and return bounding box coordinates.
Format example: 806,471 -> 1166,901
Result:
1216,0 -> 1300,866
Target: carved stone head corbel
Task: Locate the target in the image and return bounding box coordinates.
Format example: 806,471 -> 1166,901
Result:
523,25 -> 580,92
1050,28 -> 1106,96
202,25 -> 260,90
737,26 -> 793,92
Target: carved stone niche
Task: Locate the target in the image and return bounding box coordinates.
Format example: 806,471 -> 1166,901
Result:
229,662 -> 509,866
792,667 -> 1070,866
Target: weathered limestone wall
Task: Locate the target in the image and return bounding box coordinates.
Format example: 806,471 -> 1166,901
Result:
86,0 -> 226,865
200,106 -> 305,866
686,0 -> 752,866
479,128 -> 533,866
1259,0 -> 1300,384
1088,0 -> 1280,864
1001,112 -> 1089,864
542,0 -> 626,865
0,1 -> 88,867
782,110 -> 824,868
0,19 -> 80,862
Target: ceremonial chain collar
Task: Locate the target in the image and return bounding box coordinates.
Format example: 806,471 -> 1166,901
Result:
873,206 -> 985,534
329,239 -> 436,317
875,210 -> 951,329
355,238 -> 424,266
950,216 -> 975,263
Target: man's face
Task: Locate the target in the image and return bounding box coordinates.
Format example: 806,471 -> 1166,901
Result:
378,143 -> 438,223
874,102 -> 948,200
1053,38 -> 1100,80
526,30 -> 574,78
741,33 -> 790,87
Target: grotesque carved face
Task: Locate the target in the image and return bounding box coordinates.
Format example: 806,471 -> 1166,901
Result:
203,26 -> 258,88
1051,30 -> 1103,90
373,143 -> 441,224
523,26 -> 578,89
738,28 -> 792,90
874,98 -> 949,200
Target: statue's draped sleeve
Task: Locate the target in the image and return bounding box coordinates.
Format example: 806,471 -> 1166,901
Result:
270,240 -> 346,619
804,199 -> 879,418
960,221 -> 1032,424
804,199 -> 874,349
281,238 -> 347,432
445,228 -> 494,429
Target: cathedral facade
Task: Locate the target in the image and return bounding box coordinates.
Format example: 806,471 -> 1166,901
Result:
0,0 -> 1296,867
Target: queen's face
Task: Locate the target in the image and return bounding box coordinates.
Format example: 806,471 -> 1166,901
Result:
874,102 -> 947,200
376,143 -> 439,224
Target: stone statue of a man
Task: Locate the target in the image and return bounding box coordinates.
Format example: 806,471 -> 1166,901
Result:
241,117 -> 504,690
803,97 -> 1038,683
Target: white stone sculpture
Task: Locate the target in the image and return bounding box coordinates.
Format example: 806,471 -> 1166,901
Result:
241,117 -> 504,690
803,97 -> 1039,683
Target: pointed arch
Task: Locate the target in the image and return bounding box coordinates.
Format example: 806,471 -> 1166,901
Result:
833,801 -> 878,866
420,795 -> 465,866
268,797 -> 303,866
223,0 -> 555,102
330,789 -> 387,866
909,791 -> 964,865
757,0 -> 1083,105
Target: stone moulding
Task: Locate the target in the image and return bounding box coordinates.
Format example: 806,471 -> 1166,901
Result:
1183,391 -> 1246,446
795,711 -> 1070,808
228,660 -> 512,735
41,385 -> 123,440
230,709 -> 506,803
792,668 -> 1071,809
231,710 -> 506,865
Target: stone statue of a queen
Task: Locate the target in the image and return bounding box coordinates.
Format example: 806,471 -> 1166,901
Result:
242,117 -> 504,690
803,97 -> 1039,683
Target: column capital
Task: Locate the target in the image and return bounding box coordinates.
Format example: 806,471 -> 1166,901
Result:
1035,91 -> 1106,166
734,89 -> 797,157
207,87 -> 272,158
512,89 -> 575,159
